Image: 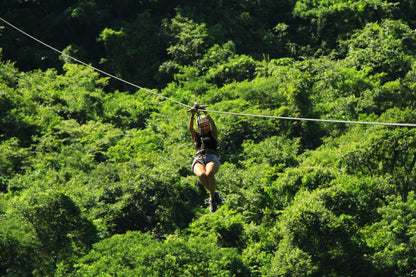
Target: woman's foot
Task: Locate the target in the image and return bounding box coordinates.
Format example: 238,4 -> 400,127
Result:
213,192 -> 223,205
209,199 -> 217,212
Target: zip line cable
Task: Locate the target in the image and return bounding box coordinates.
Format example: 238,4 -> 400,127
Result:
201,109 -> 416,127
1,16 -> 416,128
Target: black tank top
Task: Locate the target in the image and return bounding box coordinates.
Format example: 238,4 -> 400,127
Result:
195,132 -> 217,152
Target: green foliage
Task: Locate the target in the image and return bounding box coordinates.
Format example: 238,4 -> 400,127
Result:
312,58 -> 378,114
107,128 -> 164,164
0,60 -> 19,88
268,239 -> 319,276
97,11 -> 165,89
70,231 -> 249,276
0,138 -> 28,179
342,19 -> 416,82
268,165 -> 337,209
204,54 -> 259,87
167,37 -> 261,90
363,192 -> 416,276
293,0 -> 394,52
341,128 -> 416,199
3,190 -> 98,276
242,136 -> 299,168
0,215 -> 38,276
1,1 -> 416,276
160,13 -> 209,78
102,91 -> 157,129
273,189 -> 371,276
186,206 -> 247,250
90,165 -> 204,237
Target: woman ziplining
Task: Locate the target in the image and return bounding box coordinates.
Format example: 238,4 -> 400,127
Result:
189,103 -> 223,212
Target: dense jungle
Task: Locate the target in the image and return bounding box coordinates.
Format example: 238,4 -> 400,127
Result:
1,0 -> 416,276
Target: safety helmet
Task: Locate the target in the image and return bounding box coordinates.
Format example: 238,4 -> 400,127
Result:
197,115 -> 210,126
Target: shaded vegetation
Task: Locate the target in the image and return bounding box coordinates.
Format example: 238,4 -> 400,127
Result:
1,1 -> 416,276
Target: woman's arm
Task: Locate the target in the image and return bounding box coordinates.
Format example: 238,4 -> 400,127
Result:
189,110 -> 196,141
205,113 -> 217,139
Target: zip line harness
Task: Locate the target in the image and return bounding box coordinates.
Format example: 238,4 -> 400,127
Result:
188,102 -> 208,126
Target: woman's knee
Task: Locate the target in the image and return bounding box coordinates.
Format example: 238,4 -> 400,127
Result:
193,163 -> 206,177
206,163 -> 219,176
205,170 -> 215,178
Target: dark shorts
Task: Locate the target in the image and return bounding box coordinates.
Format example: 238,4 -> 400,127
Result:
191,153 -> 220,170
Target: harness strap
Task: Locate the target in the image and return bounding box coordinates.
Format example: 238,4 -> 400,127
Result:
195,149 -> 218,156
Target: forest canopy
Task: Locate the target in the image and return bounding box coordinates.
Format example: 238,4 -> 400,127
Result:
1,0 -> 416,276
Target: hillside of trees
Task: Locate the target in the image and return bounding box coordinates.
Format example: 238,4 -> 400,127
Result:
2,0 -> 416,276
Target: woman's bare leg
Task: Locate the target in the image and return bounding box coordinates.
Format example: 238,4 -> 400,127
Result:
205,161 -> 219,199
194,161 -> 219,199
193,163 -> 209,191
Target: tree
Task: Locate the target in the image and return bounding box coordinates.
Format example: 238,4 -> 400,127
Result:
159,13 -> 209,79
70,231 -> 250,276
5,190 -> 98,276
342,19 -> 416,83
272,189 -> 372,276
97,11 -> 167,90
341,128 -> 416,200
293,0 -> 395,53
363,192 -> 416,276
